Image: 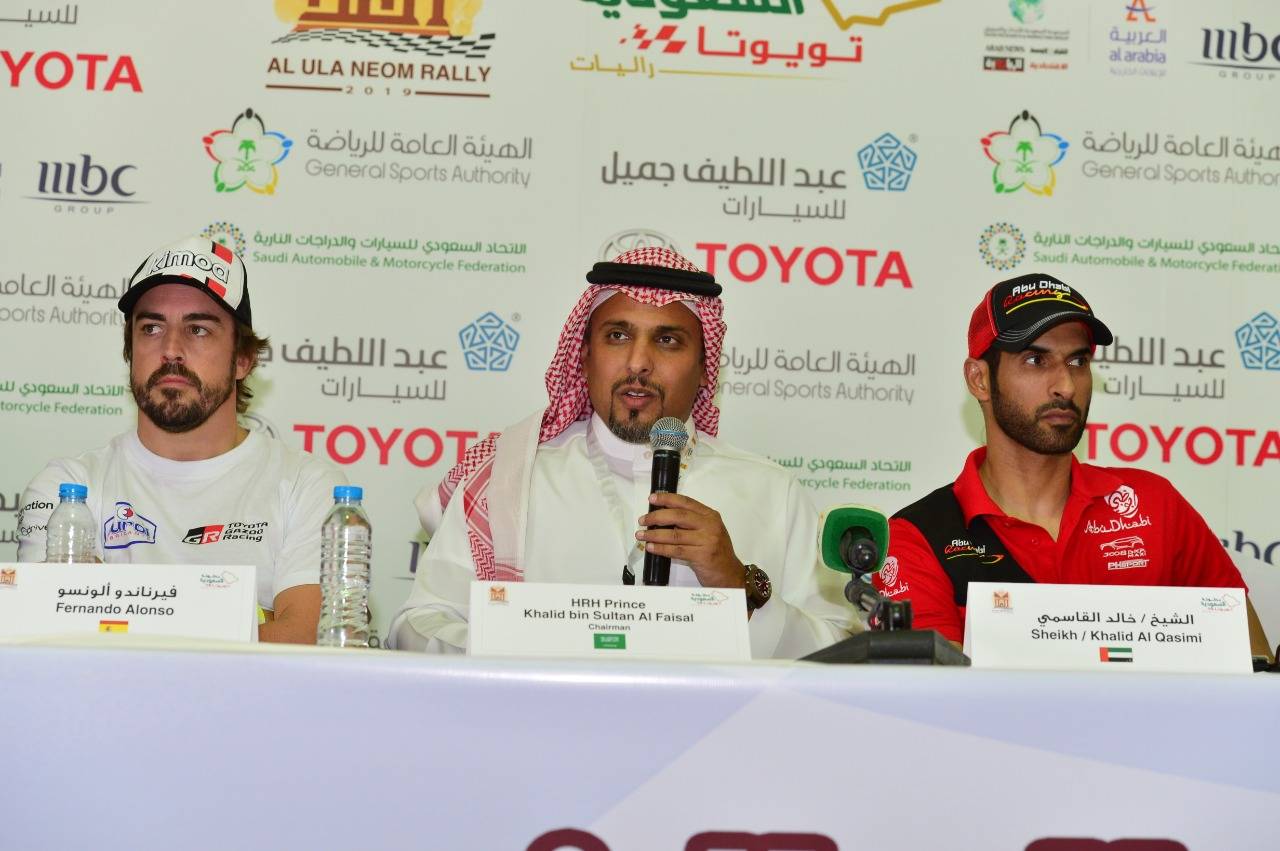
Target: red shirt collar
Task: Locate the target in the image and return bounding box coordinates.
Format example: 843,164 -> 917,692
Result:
953,446 -> 1122,527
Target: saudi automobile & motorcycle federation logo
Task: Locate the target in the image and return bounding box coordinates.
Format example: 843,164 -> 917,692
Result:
978,222 -> 1026,271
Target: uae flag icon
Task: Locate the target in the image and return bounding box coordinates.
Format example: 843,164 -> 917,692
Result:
1099,646 -> 1132,663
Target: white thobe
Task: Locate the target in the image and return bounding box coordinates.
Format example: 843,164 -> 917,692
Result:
388,415 -> 855,659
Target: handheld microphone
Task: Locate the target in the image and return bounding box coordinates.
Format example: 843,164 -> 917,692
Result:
818,505 -> 889,577
642,417 -> 688,586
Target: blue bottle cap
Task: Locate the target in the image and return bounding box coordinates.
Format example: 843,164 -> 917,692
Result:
333,485 -> 363,501
58,483 -> 88,501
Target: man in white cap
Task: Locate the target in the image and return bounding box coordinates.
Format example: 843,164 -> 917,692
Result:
389,247 -> 853,658
17,236 -> 345,643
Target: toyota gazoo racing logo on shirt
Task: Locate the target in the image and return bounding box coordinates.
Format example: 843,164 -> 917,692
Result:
103,501 -> 157,549
183,521 -> 268,545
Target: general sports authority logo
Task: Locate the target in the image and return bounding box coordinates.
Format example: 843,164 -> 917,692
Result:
857,132 -> 917,191
981,110 -> 1069,196
978,222 -> 1026,271
459,312 -> 520,371
1235,311 -> 1280,371
202,108 -> 293,195
103,501 -> 157,550
1105,485 -> 1140,519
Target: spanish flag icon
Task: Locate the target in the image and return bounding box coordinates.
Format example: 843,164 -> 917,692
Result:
99,620 -> 129,633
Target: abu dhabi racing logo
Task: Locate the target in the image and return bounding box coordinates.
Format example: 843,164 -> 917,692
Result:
1235,311 -> 1280,371
1105,485 -> 1140,519
981,110 -> 1069,196
202,108 -> 293,195
103,501 -> 157,550
459,311 -> 520,371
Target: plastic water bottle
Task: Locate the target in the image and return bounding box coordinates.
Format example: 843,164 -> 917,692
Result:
317,485 -> 372,647
45,483 -> 100,563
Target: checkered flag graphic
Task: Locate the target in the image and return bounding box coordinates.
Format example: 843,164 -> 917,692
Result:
273,29 -> 495,58
625,24 -> 686,53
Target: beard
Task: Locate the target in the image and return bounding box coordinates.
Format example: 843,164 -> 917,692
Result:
990,379 -> 1088,455
605,374 -> 667,444
132,360 -> 235,433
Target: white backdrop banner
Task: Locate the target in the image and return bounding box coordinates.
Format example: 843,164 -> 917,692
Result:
2,0 -> 1278,640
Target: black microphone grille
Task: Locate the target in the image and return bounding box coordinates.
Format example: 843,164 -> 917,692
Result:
649,417 -> 689,452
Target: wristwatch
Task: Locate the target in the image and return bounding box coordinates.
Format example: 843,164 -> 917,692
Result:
743,564 -> 772,614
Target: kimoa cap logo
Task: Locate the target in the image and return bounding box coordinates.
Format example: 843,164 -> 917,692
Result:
149,247 -> 231,283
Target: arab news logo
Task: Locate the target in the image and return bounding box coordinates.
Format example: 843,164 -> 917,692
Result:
981,110 -> 1068,196
857,132 -> 917,191
460,312 -> 520,371
1235,311 -> 1280,370
202,108 -> 292,195
978,222 -> 1026,271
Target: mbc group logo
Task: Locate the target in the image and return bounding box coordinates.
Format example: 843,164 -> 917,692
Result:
1198,21 -> 1280,73
26,154 -> 141,212
460,312 -> 520,371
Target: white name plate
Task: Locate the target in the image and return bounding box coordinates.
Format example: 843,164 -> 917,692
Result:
0,563 -> 258,643
962,581 -> 1252,674
468,581 -> 751,662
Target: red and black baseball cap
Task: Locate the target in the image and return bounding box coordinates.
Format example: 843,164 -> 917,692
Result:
967,272 -> 1112,358
118,236 -> 252,328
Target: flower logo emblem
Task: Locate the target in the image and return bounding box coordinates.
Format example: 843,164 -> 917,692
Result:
981,110 -> 1069,196
202,108 -> 292,195
1105,485 -> 1139,519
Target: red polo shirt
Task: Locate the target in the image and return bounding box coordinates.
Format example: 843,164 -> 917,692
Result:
875,447 -> 1247,643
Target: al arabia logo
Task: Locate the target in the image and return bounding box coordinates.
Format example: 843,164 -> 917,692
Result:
202,108 -> 293,195
978,222 -> 1026,271
1009,0 -> 1045,24
273,0 -> 492,53
1235,311 -> 1280,370
103,501 -> 157,550
1105,485 -> 1140,519
879,556 -> 899,586
981,110 -> 1069,196
201,221 -> 247,258
857,132 -> 917,191
1126,0 -> 1156,23
599,229 -> 679,261
460,312 -> 520,371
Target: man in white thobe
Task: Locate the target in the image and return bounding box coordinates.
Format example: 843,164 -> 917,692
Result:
388,247 -> 854,658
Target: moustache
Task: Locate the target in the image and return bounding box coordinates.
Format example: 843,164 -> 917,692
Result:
611,374 -> 665,397
146,362 -> 203,393
1036,399 -> 1082,419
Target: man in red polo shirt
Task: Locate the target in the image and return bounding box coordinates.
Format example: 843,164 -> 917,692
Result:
876,273 -> 1272,659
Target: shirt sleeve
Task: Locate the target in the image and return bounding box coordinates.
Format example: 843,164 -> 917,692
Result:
271,457 -> 348,601
16,460 -> 92,564
757,479 -> 858,659
1166,484 -> 1248,592
385,483 -> 476,654
875,517 -> 965,643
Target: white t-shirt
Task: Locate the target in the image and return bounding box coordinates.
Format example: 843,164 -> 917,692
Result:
17,430 -> 345,610
389,415 -> 855,658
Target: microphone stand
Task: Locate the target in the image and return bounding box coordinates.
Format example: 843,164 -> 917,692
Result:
803,542 -> 970,666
